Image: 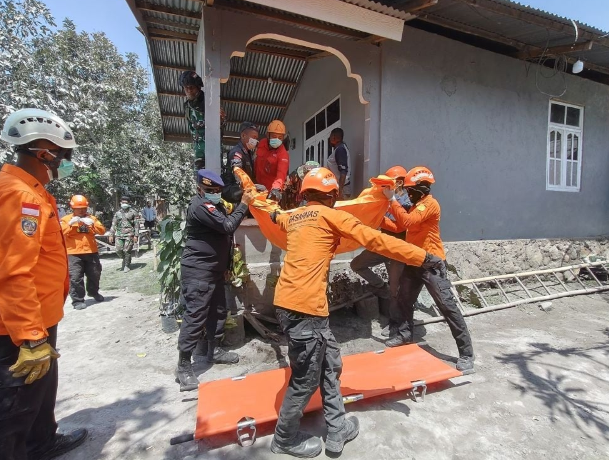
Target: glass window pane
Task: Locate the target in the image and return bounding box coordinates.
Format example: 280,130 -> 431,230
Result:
567,134 -> 572,160
555,159 -> 562,186
549,131 -> 556,158
572,135 -> 579,161
572,163 -> 578,187
327,98 -> 340,126
549,161 -> 555,185
305,118 -> 315,140
555,131 -> 562,159
566,162 -> 572,187
315,110 -> 326,133
566,107 -> 580,127
550,103 -> 566,124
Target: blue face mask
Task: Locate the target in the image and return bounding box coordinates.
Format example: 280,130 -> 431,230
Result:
269,138 -> 283,149
205,192 -> 222,204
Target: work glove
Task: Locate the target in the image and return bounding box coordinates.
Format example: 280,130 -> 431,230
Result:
267,188 -> 282,202
10,342 -> 60,384
269,210 -> 282,224
81,217 -> 94,226
68,216 -> 81,225
254,184 -> 267,193
382,187 -> 395,201
421,253 -> 447,278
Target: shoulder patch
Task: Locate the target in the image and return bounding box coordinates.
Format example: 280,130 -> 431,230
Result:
234,152 -> 243,159
416,204 -> 426,212
22,202 -> 40,217
204,203 -> 216,212
21,216 -> 38,236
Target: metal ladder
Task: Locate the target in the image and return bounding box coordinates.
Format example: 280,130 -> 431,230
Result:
418,261 -> 609,326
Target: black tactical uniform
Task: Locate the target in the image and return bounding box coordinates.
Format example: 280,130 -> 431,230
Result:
175,170 -> 250,391
221,141 -> 256,203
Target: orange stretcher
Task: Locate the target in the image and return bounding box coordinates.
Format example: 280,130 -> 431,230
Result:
233,167 -> 396,254
191,345 -> 462,446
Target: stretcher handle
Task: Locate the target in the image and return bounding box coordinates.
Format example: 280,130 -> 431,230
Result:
170,433 -> 194,445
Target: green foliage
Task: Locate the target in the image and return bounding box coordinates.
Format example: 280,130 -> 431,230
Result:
229,245 -> 249,288
157,217 -> 186,316
0,1 -> 195,217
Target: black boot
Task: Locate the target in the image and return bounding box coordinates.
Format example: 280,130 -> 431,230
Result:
29,428 -> 88,460
456,355 -> 475,373
206,340 -> 239,364
175,351 -> 199,392
325,416 -> 359,454
385,333 -> 413,348
271,432 -> 323,458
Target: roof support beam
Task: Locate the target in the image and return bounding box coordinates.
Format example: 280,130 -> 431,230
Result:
515,41 -> 594,60
241,0 -> 405,41
388,0 -> 439,14
135,1 -> 202,20
246,44 -> 309,60
213,0 -> 368,40
161,113 -> 186,119
222,98 -> 287,109
149,35 -> 197,44
228,74 -> 297,86
457,0 -> 609,48
158,92 -> 184,97
154,64 -> 192,72
147,27 -> 198,41
142,17 -> 200,32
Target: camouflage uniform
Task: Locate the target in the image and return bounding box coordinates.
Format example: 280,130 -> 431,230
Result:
110,208 -> 139,270
184,92 -> 206,168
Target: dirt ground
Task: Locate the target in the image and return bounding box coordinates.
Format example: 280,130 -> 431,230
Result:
54,251 -> 609,460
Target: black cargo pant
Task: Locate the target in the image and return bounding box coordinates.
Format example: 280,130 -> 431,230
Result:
0,326 -> 58,460
68,253 -> 102,304
177,266 -> 227,353
274,308 -> 346,443
395,264 -> 474,357
350,249 -> 405,324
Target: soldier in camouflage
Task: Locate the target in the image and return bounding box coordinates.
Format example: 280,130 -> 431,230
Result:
109,196 -> 139,272
180,70 -> 226,170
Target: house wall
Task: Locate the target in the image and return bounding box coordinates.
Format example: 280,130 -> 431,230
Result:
283,56 -> 366,191
380,26 -> 609,241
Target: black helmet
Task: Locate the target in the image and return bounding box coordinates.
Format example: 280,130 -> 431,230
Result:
179,70 -> 203,88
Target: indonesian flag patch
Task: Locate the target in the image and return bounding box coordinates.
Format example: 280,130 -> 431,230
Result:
22,202 -> 40,217
204,203 -> 216,212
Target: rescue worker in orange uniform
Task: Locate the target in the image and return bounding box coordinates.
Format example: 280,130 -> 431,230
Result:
60,195 -> 106,310
382,166 -> 475,372
269,167 -> 445,458
350,165 -> 411,335
255,120 -> 290,202
0,109 -> 87,460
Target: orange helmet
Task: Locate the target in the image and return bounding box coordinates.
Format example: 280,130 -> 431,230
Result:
404,166 -> 435,187
301,167 -> 339,194
267,120 -> 286,135
384,165 -> 408,180
70,195 -> 88,209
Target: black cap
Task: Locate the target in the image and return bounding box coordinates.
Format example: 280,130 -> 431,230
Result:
239,122 -> 258,134
121,196 -> 130,202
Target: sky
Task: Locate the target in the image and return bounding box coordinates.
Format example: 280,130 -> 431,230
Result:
41,0 -> 609,75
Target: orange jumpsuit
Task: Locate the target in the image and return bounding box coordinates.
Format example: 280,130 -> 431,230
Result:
254,138 -> 290,192
0,164 -> 69,345
382,194 -> 446,259
274,202 -> 427,316
60,214 -> 106,254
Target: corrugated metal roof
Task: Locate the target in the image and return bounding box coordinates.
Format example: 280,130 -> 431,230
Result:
127,0 -> 609,140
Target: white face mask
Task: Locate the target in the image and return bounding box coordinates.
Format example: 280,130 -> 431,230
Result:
121,203 -> 130,209
205,192 -> 222,204
269,138 -> 283,149
247,138 -> 259,150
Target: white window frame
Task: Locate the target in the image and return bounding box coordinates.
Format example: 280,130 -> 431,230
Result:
546,100 -> 584,192
303,95 -> 341,167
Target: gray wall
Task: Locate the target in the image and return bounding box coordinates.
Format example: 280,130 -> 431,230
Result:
380,26 -> 609,241
283,56 -> 366,191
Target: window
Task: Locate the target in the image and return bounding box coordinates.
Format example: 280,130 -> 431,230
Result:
304,96 -> 341,165
547,101 -> 583,192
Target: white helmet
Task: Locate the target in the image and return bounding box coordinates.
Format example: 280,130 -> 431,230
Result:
1,108 -> 77,148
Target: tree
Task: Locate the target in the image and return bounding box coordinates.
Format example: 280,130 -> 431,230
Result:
0,1 -> 194,219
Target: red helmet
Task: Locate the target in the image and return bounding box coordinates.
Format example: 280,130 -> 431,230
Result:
70,195 -> 88,209
404,166 -> 435,187
384,165 -> 408,180
300,167 -> 339,194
